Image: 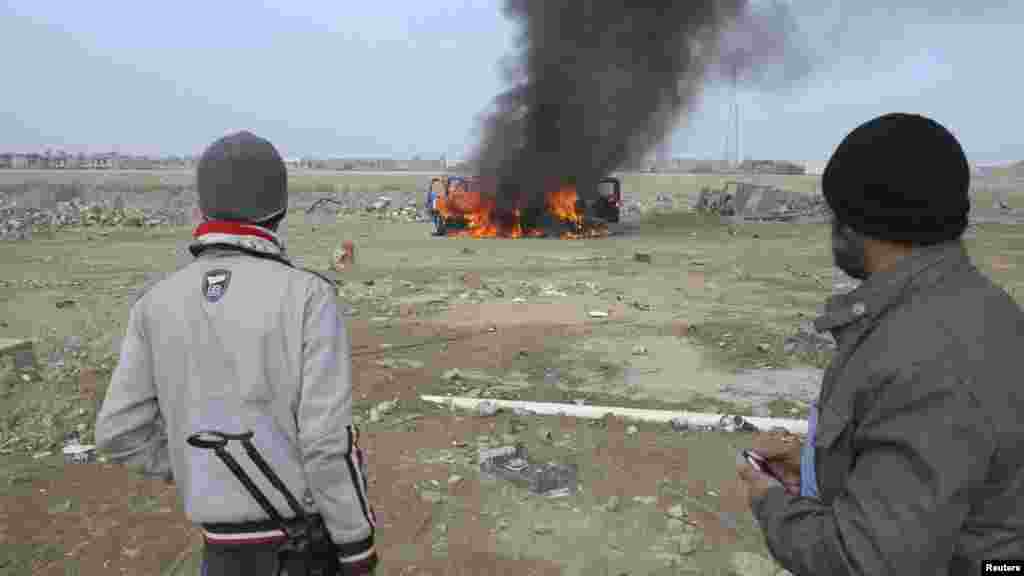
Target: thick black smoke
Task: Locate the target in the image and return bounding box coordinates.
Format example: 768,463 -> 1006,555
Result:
470,0 -> 811,227
712,1 -> 813,90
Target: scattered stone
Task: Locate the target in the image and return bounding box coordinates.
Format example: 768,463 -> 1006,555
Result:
587,310 -> 609,318
625,425 -> 638,436
633,252 -> 652,263
536,427 -> 553,442
532,523 -> 553,535
376,357 -> 424,370
730,551 -> 783,576
718,511 -> 739,531
55,299 -> 76,309
633,496 -> 657,505
63,335 -> 83,351
783,321 -> 836,355
476,400 -> 499,417
368,196 -> 392,211
667,504 -> 686,519
447,475 -> 463,485
419,490 -> 444,504
757,343 -> 772,352
631,344 -> 648,356
676,532 -> 698,555
376,400 -> 397,415
441,368 -> 462,382
602,495 -> 620,512
669,417 -> 690,432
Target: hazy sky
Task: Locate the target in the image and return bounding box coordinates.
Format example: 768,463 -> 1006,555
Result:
1,1 -> 1021,164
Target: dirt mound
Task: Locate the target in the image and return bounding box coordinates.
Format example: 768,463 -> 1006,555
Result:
431,302 -> 595,330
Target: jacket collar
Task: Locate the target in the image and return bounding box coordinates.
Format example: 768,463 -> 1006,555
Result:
813,240 -> 970,334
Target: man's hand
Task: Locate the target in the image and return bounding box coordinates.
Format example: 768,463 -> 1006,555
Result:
752,438 -> 802,495
736,451 -> 784,506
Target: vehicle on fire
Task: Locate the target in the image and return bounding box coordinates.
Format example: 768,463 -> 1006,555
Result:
425,175 -> 620,236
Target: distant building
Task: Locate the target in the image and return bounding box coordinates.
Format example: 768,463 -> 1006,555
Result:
18,154 -> 44,169
739,159 -> 806,175
88,153 -> 120,170
119,156 -> 160,170
48,153 -> 75,169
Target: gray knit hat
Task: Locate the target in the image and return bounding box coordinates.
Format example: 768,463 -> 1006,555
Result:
196,131 -> 288,222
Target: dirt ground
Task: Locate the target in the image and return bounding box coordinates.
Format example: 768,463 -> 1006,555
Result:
3,172 -> 1022,575
2,316 -> 799,575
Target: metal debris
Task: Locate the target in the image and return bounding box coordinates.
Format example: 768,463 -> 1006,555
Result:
479,444 -> 577,497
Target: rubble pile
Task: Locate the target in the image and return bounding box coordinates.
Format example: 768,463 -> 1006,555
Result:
302,189 -> 428,224
695,183 -> 831,221
0,192 -> 190,240
694,188 -> 737,216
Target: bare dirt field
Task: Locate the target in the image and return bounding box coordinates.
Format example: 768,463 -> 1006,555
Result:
2,170 -> 1022,575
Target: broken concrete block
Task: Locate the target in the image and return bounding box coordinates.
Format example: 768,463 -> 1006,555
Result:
478,444 -> 577,497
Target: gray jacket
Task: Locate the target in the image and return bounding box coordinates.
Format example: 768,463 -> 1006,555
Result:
95,249 -> 375,564
753,240 -> 1024,575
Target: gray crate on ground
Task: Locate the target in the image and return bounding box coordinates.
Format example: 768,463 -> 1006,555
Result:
479,444 -> 578,497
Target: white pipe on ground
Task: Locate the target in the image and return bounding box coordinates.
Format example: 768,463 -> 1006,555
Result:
419,395 -> 808,435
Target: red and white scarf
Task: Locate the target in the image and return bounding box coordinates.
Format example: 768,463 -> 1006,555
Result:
190,220 -> 286,258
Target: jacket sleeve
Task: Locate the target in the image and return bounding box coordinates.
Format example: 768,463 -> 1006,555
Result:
752,361 -> 995,575
95,299 -> 172,482
297,281 -> 378,573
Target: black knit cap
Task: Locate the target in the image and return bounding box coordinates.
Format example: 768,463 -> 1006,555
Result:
197,131 -> 288,223
822,113 -> 970,245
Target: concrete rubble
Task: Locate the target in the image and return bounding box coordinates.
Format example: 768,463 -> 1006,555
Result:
478,443 -> 578,497
695,182 -> 831,222
783,321 -> 837,355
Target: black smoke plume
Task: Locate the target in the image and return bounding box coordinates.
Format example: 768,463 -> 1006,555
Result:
470,0 -> 811,227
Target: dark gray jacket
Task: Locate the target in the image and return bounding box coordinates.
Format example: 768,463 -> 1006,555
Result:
753,240 -> 1024,575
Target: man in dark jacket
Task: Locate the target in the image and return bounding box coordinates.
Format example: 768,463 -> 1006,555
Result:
737,113 -> 1024,575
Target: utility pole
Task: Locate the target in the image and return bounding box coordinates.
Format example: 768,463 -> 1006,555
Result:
732,62 -> 740,170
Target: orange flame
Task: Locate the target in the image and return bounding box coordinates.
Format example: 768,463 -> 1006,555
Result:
436,179 -> 606,239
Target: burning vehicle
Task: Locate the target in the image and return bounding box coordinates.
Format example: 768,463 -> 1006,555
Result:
426,175 -> 621,238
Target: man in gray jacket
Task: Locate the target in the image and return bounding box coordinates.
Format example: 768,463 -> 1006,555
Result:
96,131 -> 378,575
737,113 -> 1024,574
